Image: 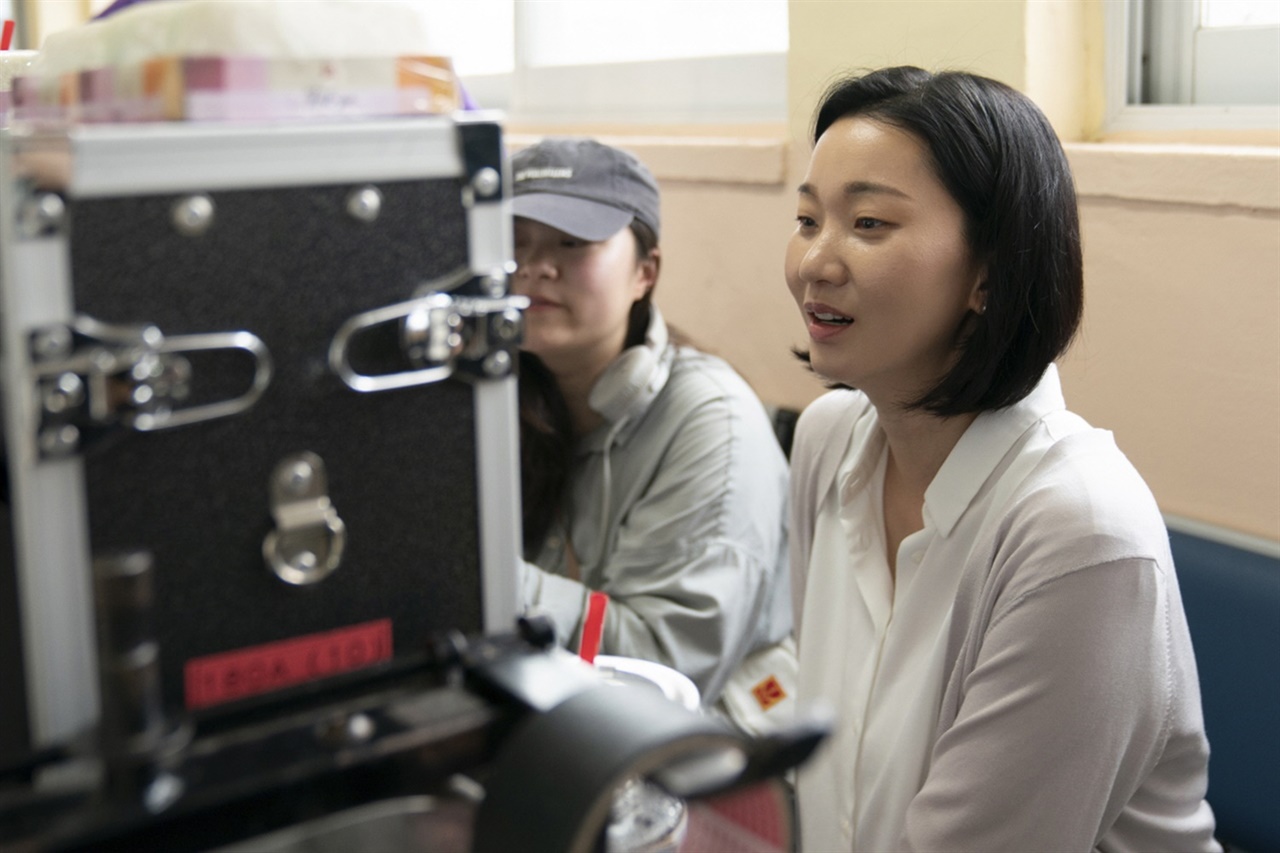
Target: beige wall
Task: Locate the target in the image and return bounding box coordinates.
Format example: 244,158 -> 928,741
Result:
644,0 -> 1280,543
1063,145 -> 1280,540
23,0 -> 1277,541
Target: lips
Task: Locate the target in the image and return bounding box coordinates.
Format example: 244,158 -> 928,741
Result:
803,301 -> 853,341
523,295 -> 563,311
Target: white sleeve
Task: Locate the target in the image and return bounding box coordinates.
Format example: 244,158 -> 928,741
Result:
902,559 -> 1211,851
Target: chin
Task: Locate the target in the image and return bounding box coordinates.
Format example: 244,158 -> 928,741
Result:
807,352 -> 858,388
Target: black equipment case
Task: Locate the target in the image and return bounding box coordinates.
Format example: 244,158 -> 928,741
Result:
0,116 -> 823,853
0,115 -> 524,771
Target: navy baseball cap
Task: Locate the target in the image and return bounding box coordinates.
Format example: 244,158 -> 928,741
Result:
511,138 -> 661,242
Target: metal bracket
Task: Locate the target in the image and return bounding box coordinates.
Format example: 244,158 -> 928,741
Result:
457,119 -> 505,208
329,269 -> 528,394
29,314 -> 273,458
263,452 -> 347,586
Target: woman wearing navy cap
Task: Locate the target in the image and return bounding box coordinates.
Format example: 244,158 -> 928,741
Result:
513,137 -> 796,734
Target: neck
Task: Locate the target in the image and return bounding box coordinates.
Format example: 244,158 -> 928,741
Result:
876,402 -> 977,495
539,350 -> 613,436
875,400 -> 976,581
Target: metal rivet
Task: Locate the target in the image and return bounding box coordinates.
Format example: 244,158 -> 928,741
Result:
140,325 -> 164,348
56,372 -> 83,396
36,194 -> 65,224
43,373 -> 84,414
19,193 -> 67,237
30,326 -> 72,361
172,195 -> 215,237
38,424 -> 80,456
347,713 -> 375,743
90,348 -> 117,373
483,350 -> 511,377
281,460 -> 315,495
143,772 -> 184,814
317,712 -> 376,748
471,167 -> 501,198
346,186 -> 383,222
493,308 -> 522,342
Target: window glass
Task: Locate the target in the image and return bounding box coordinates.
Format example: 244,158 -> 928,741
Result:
1201,0 -> 1280,27
1128,0 -> 1279,106
520,0 -> 787,67
405,0 -> 514,76
407,0 -> 787,124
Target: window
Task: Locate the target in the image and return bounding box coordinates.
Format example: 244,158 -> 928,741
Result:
406,0 -> 788,124
1106,0 -> 1280,133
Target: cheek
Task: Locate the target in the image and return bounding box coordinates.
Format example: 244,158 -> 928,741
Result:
568,258 -> 630,320
783,239 -> 806,300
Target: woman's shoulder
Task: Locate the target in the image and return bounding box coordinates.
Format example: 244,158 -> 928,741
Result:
662,348 -> 771,414
998,423 -> 1172,575
783,389 -> 872,484
797,387 -> 871,429
792,388 -> 872,455
642,349 -> 783,452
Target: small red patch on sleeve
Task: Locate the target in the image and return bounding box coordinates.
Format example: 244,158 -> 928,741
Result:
751,674 -> 787,711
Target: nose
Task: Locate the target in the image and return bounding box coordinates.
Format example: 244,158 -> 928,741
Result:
514,242 -> 556,286
795,229 -> 848,288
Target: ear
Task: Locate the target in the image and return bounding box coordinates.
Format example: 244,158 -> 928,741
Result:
631,246 -> 660,302
966,261 -> 989,315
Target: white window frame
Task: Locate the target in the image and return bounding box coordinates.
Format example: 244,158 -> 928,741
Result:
468,53 -> 786,125
457,2 -> 786,125
1104,0 -> 1279,134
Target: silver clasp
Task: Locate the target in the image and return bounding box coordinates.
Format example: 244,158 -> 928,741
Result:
30,314 -> 273,457
329,268 -> 528,393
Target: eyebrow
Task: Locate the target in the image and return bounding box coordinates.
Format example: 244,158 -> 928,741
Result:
797,180 -> 911,200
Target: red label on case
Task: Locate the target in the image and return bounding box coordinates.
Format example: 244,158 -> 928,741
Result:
183,618 -> 393,710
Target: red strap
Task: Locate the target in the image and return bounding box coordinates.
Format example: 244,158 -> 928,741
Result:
1,20 -> 15,51
578,591 -> 609,664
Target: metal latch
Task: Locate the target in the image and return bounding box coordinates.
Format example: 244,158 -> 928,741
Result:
263,452 -> 346,586
30,314 -> 273,458
329,268 -> 528,393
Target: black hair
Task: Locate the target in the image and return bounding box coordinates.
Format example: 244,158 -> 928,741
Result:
517,349 -> 574,557
804,66 -> 1083,415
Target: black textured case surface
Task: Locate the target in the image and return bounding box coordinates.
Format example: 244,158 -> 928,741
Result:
67,177 -> 483,716
0,500 -> 27,765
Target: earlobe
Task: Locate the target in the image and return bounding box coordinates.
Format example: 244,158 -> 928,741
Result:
968,266 -> 989,315
972,289 -> 988,315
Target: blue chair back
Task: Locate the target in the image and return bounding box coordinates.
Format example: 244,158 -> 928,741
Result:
1170,529 -> 1280,853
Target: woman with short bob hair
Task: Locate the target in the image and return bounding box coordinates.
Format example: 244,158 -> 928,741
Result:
787,66 -> 1217,851
810,65 -> 1083,413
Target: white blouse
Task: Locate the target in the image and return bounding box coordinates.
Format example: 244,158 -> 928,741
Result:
789,367 -> 1218,852
798,411 -> 964,853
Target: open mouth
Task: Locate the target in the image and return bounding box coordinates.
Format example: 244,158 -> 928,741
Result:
806,303 -> 853,326
810,310 -> 852,326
